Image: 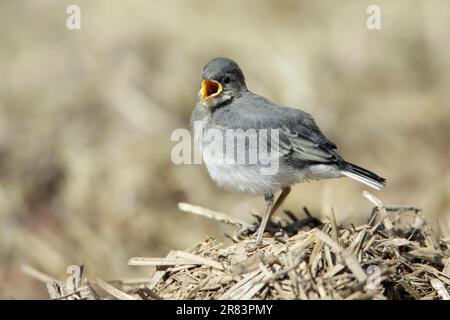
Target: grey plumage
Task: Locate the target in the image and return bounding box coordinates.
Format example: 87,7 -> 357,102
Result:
191,57 -> 385,245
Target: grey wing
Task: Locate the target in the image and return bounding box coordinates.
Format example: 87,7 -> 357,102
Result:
278,112 -> 341,166
279,125 -> 339,167
211,101 -> 341,166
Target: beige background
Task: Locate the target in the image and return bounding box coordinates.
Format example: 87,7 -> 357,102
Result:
0,0 -> 449,298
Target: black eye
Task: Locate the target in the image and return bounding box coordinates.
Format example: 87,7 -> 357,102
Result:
223,76 -> 231,84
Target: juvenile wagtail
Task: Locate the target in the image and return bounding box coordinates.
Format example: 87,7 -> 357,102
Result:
191,57 -> 385,246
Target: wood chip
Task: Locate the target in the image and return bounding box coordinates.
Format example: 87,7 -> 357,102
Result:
178,202 -> 250,228
93,276 -> 138,300
430,278 -> 450,300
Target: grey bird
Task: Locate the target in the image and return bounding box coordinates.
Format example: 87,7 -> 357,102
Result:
191,57 -> 385,246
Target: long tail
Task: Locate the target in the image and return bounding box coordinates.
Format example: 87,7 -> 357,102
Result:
339,161 -> 386,190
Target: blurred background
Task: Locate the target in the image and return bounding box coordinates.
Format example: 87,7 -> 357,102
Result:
0,0 -> 449,299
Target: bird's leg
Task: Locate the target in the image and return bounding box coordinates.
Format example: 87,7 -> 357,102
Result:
254,187 -> 291,246
238,187 -> 292,245
255,194 -> 274,246
268,186 -> 291,220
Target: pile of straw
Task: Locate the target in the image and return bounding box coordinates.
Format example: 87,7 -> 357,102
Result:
32,192 -> 450,300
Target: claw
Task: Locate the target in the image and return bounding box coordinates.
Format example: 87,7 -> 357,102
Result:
236,224 -> 258,239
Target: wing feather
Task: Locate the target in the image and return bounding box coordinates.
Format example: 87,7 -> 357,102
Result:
208,93 -> 341,166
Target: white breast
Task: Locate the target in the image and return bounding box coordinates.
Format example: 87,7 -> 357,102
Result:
194,116 -> 341,195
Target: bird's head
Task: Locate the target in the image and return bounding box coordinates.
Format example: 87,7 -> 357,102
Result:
199,57 -> 247,108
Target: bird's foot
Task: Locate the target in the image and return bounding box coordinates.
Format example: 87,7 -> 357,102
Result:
235,214 -> 282,241
235,224 -> 258,239
234,208 -> 323,244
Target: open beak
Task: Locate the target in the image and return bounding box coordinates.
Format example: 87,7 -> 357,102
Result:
201,79 -> 222,101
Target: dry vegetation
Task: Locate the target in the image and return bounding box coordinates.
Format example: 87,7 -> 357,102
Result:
28,193 -> 450,300
1,1 -> 450,298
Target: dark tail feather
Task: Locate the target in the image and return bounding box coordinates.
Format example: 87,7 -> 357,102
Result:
339,161 -> 386,190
